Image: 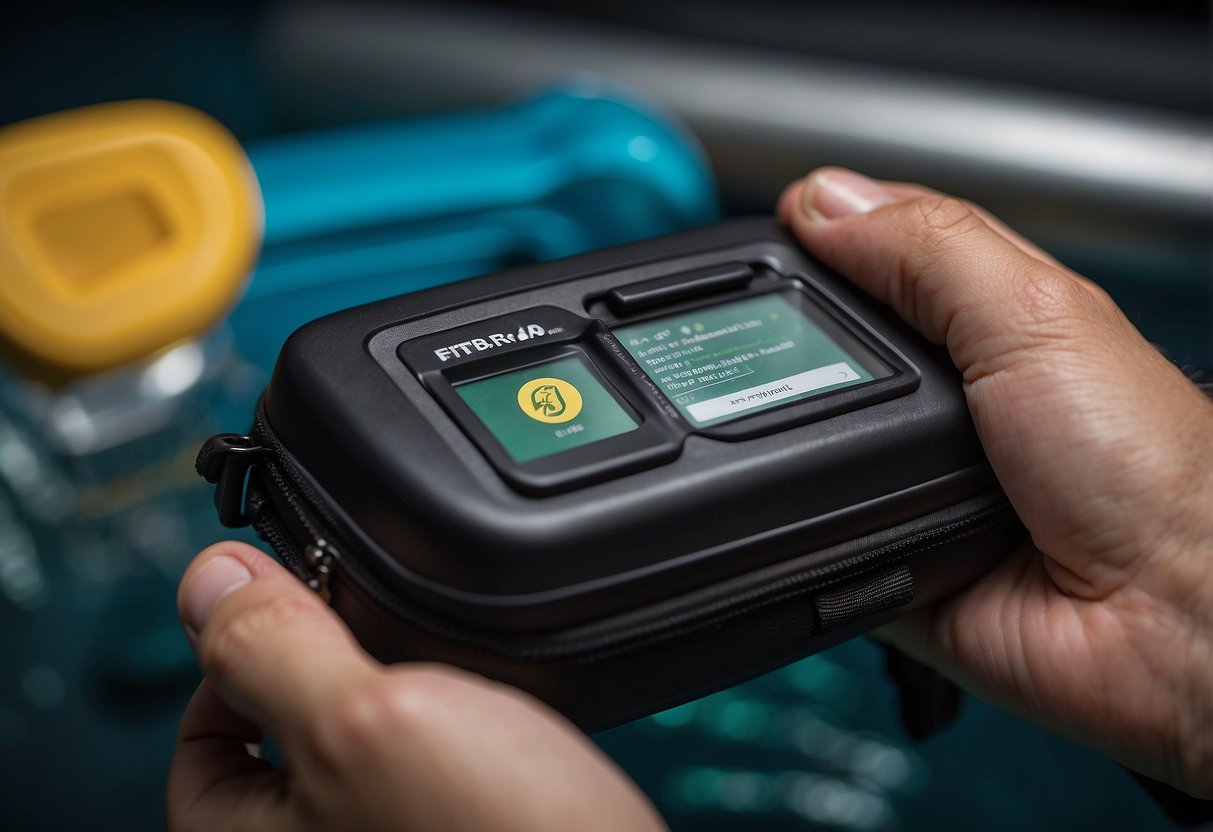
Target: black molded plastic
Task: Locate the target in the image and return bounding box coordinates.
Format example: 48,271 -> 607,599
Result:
228,218 -> 1024,729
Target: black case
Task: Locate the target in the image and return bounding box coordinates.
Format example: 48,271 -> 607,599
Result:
199,219 -> 1025,731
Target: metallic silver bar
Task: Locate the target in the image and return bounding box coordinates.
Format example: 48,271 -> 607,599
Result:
262,2 -> 1212,263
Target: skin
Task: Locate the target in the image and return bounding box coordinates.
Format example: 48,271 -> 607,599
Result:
169,543 -> 668,832
169,167 -> 1213,829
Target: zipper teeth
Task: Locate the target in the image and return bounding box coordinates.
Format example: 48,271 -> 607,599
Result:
263,460 -> 320,540
252,407 -> 345,538
253,498 -> 306,574
576,513 -> 996,663
248,401 -> 1011,662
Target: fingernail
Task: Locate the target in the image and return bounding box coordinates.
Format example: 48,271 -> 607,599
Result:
183,555 -> 251,633
803,169 -> 894,219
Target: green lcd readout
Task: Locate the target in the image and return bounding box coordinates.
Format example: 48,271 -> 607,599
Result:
455,355 -> 639,463
614,293 -> 890,427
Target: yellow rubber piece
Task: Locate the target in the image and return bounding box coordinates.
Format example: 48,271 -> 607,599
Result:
0,100 -> 261,377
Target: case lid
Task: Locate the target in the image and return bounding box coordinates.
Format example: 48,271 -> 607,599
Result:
260,220 -> 993,610
0,100 -> 261,378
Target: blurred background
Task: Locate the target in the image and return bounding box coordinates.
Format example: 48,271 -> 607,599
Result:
0,1 -> 1209,829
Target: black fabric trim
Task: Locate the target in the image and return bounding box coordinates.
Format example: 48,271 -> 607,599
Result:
814,565 -> 914,634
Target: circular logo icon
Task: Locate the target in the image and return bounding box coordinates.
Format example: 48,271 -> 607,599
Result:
517,377 -> 582,424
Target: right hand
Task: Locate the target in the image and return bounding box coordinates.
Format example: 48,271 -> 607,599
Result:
779,167 -> 1213,796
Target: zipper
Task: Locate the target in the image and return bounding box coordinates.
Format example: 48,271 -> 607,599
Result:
300,538 -> 340,603
200,405 -> 1018,663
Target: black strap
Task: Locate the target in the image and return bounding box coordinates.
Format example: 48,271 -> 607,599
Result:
1126,770 -> 1213,827
195,433 -> 267,527
882,646 -> 964,740
814,565 -> 914,634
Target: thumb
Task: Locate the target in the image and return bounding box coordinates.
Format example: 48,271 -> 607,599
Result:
176,541 -> 379,751
169,542 -> 380,831
778,166 -> 1119,379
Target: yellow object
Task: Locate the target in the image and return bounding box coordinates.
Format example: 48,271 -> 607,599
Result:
0,100 -> 261,378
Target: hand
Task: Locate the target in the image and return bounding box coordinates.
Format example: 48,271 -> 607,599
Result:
779,168 -> 1213,796
167,542 -> 666,832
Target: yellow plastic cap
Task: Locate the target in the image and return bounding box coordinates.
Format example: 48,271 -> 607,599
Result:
0,100 -> 261,377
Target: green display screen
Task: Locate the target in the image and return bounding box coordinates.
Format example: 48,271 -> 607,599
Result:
455,354 -> 639,463
614,293 -> 888,427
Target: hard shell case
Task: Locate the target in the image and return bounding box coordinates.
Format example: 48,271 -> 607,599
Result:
200,219 -> 1023,731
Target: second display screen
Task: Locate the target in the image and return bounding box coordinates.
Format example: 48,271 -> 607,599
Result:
613,293 -> 889,427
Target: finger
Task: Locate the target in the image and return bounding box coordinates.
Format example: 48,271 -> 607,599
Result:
778,172 -> 1109,302
178,542 -> 380,752
312,663 -> 669,832
777,166 -> 1123,379
879,181 -> 1113,302
869,566 -> 1040,734
879,181 -> 1067,271
167,681 -> 293,832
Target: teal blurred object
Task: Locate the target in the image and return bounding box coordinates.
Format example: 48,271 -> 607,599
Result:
233,82 -> 718,372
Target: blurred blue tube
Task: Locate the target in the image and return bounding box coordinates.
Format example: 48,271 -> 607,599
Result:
233,82 -> 718,372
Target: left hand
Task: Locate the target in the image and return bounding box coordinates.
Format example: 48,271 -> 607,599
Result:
168,541 -> 666,832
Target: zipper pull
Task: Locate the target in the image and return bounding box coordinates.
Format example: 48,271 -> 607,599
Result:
304,538 -> 339,604
196,433 -> 268,527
